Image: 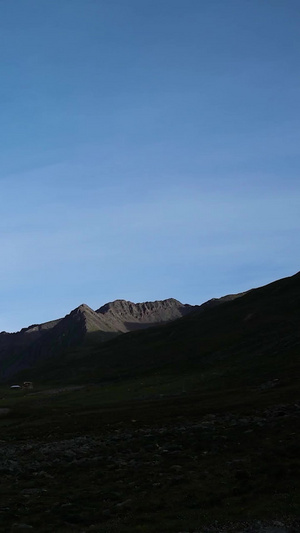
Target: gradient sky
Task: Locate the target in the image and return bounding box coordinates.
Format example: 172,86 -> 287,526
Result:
1,0 -> 299,332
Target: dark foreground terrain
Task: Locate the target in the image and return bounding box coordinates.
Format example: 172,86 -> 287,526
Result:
1,272 -> 299,531
0,377 -> 299,533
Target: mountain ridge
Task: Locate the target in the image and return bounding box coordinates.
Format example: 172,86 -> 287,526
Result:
0,297 -> 198,381
2,271 -> 297,384
96,297 -> 194,332
15,270 -> 300,386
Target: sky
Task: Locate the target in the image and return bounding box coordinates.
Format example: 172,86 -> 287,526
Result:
1,0 -> 299,332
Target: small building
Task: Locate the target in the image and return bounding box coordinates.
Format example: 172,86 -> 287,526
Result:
23,382 -> 33,389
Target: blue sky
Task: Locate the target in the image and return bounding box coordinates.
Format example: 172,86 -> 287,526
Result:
1,0 -> 299,331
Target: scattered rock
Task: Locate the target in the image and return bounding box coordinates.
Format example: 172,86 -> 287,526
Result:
115,499 -> 132,508
170,464 -> 183,471
11,525 -> 34,530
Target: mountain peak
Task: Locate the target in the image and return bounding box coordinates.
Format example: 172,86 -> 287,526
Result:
72,303 -> 94,314
0,297 -> 196,380
96,298 -> 193,331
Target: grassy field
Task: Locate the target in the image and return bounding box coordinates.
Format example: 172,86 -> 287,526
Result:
0,366 -> 299,533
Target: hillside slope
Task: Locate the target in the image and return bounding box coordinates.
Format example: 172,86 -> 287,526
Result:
24,271 -> 300,386
0,298 -> 196,381
1,275 -> 299,533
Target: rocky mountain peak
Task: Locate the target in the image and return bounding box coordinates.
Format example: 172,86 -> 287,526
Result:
0,297 -> 196,380
71,304 -> 95,315
96,298 -> 193,331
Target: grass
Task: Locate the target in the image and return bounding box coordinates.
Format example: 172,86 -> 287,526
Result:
0,363 -> 299,532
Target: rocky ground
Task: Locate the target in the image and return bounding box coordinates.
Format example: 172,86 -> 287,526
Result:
0,401 -> 299,532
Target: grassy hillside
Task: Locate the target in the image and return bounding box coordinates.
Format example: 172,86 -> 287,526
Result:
0,299 -> 196,382
0,273 -> 299,531
16,271 -> 300,390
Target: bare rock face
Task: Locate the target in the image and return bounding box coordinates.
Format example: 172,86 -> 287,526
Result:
96,298 -> 194,332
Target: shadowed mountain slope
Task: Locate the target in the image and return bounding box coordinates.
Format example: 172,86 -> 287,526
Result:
15,271 -> 300,386
0,298 -> 196,381
2,275 -> 299,533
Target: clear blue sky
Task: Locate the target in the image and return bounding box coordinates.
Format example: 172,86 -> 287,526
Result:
1,0 -> 299,331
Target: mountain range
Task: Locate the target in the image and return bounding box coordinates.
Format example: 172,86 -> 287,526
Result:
1,271 -> 299,385
0,297 -> 196,381
1,272 -> 299,533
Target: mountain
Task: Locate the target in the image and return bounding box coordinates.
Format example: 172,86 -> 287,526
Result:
2,271 -> 299,385
96,298 -> 193,331
18,271 -> 300,387
0,298 -> 196,381
2,274 -> 299,533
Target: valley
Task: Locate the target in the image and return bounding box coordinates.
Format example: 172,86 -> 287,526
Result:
0,272 -> 299,532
